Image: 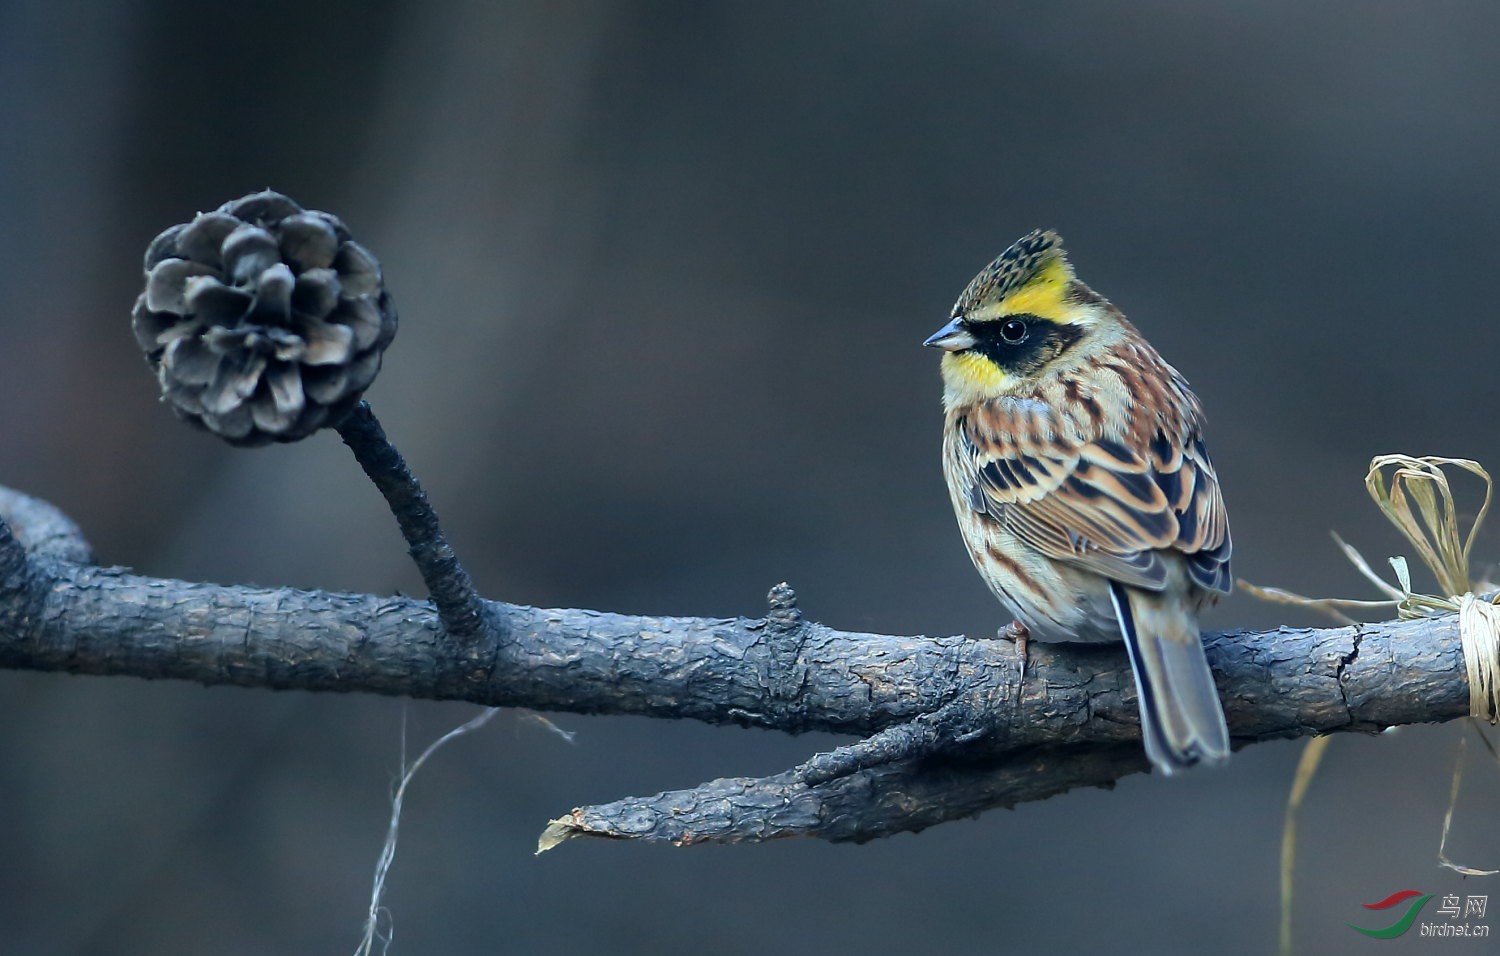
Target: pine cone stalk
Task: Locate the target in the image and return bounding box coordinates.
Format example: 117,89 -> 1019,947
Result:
132,191 -> 487,644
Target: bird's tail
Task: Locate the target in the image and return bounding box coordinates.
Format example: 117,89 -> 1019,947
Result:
1108,582 -> 1230,774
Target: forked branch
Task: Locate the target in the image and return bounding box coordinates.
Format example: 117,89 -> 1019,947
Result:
0,485 -> 1471,849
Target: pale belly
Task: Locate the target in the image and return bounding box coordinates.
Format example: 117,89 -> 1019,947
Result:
950,491 -> 1126,643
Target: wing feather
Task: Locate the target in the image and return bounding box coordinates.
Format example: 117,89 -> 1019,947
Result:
958,406 -> 1231,594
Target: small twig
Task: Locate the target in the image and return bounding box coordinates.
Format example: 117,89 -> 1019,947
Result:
538,744 -> 1148,851
795,698 -> 985,786
336,402 -> 488,642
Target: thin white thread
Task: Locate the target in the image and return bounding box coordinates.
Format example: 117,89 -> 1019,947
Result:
354,707 -> 501,956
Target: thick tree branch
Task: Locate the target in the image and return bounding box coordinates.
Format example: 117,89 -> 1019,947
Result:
0,485 -> 1472,848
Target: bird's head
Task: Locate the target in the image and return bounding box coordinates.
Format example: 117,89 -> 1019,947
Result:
925,230 -> 1121,408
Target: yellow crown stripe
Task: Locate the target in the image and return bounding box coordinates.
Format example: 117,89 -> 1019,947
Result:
991,256 -> 1073,322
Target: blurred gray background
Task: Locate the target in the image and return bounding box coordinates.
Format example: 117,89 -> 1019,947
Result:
3,2 -> 1499,953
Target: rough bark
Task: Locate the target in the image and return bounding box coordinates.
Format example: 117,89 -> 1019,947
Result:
0,485 -> 1469,849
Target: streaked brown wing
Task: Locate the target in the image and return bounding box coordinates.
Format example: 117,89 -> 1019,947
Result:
958,414 -> 1231,594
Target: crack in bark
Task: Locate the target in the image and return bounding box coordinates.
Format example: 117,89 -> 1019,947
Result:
1335,628 -> 1363,723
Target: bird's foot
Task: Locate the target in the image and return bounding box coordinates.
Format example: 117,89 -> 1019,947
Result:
997,620 -> 1031,686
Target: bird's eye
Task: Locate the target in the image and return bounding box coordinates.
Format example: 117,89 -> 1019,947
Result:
1000,319 -> 1028,344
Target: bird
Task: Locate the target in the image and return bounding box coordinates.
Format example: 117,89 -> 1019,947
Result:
925,229 -> 1231,774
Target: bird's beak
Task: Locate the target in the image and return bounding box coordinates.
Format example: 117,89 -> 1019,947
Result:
923,317 -> 976,351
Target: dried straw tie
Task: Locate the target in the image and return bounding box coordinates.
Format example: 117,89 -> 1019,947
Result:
1244,455 -> 1500,722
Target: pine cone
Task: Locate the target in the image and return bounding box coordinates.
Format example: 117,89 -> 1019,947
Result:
132,190 -> 398,445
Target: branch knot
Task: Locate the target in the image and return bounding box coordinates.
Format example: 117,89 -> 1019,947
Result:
765,582 -> 803,633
